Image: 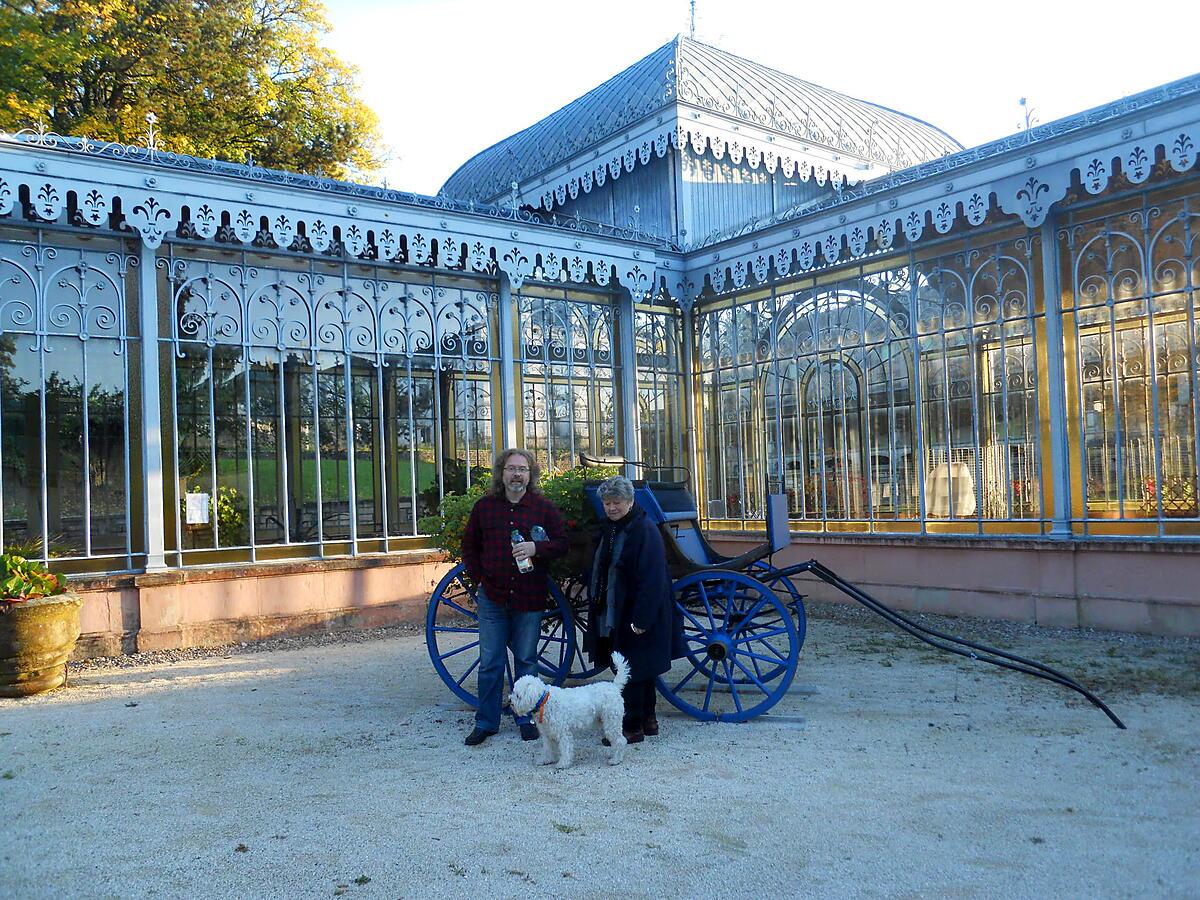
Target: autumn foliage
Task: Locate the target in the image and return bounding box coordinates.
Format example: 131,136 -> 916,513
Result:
0,0 -> 382,179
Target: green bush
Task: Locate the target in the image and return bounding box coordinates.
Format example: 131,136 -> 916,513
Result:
180,484 -> 248,545
0,554 -> 65,602
417,464 -> 620,569
539,465 -> 619,532
417,480 -> 489,563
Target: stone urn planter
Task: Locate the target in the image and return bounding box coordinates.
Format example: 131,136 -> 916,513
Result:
0,591 -> 82,697
0,552 -> 81,697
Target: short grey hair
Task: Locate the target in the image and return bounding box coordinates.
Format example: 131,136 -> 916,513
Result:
597,475 -> 635,502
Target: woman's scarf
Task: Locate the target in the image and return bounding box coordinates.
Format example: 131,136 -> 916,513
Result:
589,517 -> 630,639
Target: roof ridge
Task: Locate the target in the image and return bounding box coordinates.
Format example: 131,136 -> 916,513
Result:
440,35 -> 961,202
677,38 -> 962,150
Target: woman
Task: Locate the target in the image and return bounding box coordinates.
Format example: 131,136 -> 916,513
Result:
584,475 -> 679,743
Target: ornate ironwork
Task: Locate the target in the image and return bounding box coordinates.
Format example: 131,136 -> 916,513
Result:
0,230 -> 135,564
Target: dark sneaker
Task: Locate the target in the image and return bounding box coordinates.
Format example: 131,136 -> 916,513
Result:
519,723 -> 539,742
464,727 -> 497,746
642,716 -> 659,736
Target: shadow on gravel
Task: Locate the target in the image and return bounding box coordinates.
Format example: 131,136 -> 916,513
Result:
804,599 -> 1200,698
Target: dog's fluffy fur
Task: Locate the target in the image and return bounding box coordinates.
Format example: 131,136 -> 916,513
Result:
509,652 -> 630,768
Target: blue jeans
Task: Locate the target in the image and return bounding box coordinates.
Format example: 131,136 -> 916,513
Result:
475,588 -> 543,732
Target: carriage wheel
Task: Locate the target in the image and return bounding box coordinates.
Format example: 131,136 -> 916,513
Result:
556,575 -> 606,679
677,563 -> 805,687
747,559 -> 808,652
656,570 -> 799,722
425,563 -> 576,709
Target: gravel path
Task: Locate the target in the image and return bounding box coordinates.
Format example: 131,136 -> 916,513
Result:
1,604 -> 1197,899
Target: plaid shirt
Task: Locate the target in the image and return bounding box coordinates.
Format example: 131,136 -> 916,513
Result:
461,491 -> 568,611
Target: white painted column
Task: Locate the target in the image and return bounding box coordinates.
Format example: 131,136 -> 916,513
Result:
496,274 -> 519,449
680,303 -> 699,487
1040,217 -> 1073,537
138,241 -> 167,570
617,288 -> 640,475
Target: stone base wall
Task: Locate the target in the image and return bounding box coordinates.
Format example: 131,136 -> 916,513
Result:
709,534 -> 1200,638
70,551 -> 450,659
66,535 -> 1200,660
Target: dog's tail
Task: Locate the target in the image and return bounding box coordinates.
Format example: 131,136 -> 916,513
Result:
610,651 -> 631,691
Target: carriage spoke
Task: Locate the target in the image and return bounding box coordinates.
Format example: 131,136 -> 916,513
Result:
679,605 -> 709,634
724,660 -> 744,713
716,581 -> 738,629
734,626 -> 790,643
701,666 -> 717,712
737,646 -> 787,665
745,648 -> 766,680
670,661 -> 705,694
437,640 -> 480,661
730,656 -> 768,692
431,625 -> 480,635
692,583 -> 718,628
438,595 -> 478,621
453,655 -> 482,687
730,595 -> 771,633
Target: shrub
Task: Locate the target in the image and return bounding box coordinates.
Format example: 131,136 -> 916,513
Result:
417,464 -> 620,570
0,554 -> 65,603
180,484 -> 248,545
417,480 -> 489,563
539,465 -> 619,533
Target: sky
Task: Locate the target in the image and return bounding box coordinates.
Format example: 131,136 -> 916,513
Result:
323,0 -> 1200,197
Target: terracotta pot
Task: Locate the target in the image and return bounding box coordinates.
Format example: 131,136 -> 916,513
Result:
0,591 -> 83,697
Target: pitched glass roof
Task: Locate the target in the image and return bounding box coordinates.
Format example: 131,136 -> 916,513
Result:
440,36 -> 962,203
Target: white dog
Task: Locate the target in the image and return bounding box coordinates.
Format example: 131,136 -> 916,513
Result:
509,652 -> 630,768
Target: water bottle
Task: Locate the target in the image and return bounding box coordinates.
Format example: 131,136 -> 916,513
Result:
511,529 -> 534,573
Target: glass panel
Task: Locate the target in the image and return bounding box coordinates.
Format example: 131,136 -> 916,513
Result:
1066,189 -> 1200,525
165,248 -> 498,560
0,234 -> 133,565
518,286 -> 620,473
696,236 -> 1043,532
635,307 -> 683,477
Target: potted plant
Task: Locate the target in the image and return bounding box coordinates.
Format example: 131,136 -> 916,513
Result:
0,554 -> 82,697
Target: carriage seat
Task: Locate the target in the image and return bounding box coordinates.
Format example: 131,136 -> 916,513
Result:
583,480 -> 771,577
633,484 -> 772,577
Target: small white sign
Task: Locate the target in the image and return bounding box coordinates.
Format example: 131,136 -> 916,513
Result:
185,492 -> 210,525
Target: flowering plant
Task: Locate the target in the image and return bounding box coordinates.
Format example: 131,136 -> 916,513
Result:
0,554 -> 66,604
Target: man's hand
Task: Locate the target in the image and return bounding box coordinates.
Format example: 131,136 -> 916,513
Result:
631,623 -> 646,635
512,541 -> 536,562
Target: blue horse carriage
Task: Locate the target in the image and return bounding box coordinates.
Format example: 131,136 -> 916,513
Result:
426,457 -> 1125,728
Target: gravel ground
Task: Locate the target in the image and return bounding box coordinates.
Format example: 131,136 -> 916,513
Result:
1,602 -> 1197,899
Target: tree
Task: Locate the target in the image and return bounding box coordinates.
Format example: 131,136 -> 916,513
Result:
0,0 -> 382,179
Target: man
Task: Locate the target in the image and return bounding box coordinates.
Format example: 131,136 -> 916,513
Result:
460,448 -> 567,746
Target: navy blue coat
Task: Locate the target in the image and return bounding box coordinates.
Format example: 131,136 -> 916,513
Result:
583,502 -> 683,682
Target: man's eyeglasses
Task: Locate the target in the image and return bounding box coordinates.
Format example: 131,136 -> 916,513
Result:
503,466 -> 530,473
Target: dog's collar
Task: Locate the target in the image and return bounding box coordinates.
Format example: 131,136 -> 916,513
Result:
533,690 -> 551,724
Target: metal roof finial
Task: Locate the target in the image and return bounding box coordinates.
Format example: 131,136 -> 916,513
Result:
689,0 -> 696,39
1019,97 -> 1039,132
144,111 -> 160,157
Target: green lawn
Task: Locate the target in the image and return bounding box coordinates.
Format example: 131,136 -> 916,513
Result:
197,456 -> 441,499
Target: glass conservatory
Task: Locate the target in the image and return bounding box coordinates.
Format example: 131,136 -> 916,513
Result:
1,36 -> 1197,643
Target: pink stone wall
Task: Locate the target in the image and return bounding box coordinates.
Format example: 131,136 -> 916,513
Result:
709,535 -> 1200,637
66,537 -> 1200,659
69,551 -> 452,658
